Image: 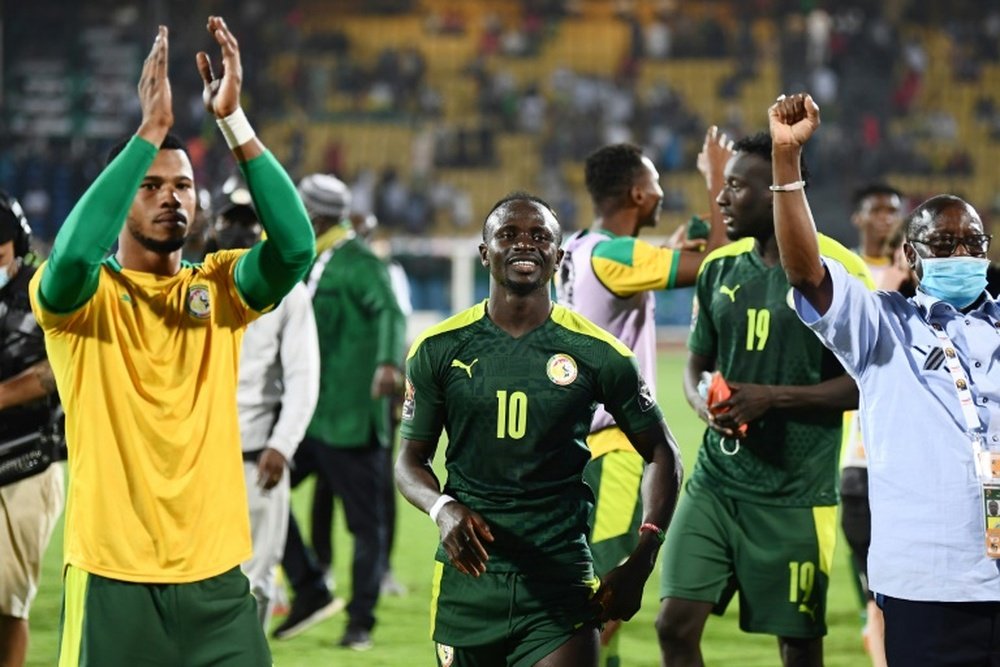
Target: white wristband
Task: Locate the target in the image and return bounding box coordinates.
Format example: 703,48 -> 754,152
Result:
429,494 -> 456,523
769,180 -> 806,192
216,108 -> 256,149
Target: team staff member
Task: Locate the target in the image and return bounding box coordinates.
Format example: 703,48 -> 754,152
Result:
557,131 -> 730,667
396,193 -> 683,667
29,19 -> 314,666
655,132 -> 873,667
772,92 -> 1000,666
0,192 -> 63,667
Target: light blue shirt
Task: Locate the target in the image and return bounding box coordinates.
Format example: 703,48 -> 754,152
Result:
796,259 -> 1000,601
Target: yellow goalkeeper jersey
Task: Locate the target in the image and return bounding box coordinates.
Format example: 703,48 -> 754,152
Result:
30,250 -> 259,583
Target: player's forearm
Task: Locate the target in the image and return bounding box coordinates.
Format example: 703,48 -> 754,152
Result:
233,151 -> 316,310
0,360 -> 56,411
641,440 -> 683,528
633,435 -> 683,569
683,353 -> 712,416
39,136 -> 158,312
769,374 -> 858,412
395,440 -> 445,514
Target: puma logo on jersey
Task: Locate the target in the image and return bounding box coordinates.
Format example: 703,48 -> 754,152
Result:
451,358 -> 478,378
720,284 -> 741,302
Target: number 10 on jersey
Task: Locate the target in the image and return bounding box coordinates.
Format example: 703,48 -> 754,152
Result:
496,390 -> 528,439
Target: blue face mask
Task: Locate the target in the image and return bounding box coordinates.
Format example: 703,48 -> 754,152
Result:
0,262 -> 12,291
919,256 -> 989,308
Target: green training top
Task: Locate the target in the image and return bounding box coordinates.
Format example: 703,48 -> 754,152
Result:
688,234 -> 874,506
402,301 -> 663,578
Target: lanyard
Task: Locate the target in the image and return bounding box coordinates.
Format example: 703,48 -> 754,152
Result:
928,322 -> 989,478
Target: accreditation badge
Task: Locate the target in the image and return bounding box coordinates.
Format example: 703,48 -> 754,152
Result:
984,482 -> 1000,559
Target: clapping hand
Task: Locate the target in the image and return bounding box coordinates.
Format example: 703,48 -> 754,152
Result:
137,26 -> 173,140
196,16 -> 242,119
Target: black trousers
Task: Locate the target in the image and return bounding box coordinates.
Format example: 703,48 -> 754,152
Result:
283,436 -> 387,631
310,445 -> 398,571
881,595 -> 1000,666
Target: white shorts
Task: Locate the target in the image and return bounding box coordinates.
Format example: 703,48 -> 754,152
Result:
0,464 -> 64,618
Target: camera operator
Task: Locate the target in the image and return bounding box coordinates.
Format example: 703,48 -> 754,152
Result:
0,191 -> 63,667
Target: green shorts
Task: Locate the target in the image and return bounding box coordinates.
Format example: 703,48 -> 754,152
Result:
583,442 -> 644,575
659,481 -> 837,638
57,565 -> 270,667
431,561 -> 600,667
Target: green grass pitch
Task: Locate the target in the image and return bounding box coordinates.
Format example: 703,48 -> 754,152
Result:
25,348 -> 870,666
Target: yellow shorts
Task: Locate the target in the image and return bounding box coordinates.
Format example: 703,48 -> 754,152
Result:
0,464 -> 64,618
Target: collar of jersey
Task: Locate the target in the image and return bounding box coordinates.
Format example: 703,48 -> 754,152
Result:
102,255 -> 194,274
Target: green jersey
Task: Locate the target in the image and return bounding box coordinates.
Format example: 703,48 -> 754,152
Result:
401,301 -> 663,578
688,235 -> 873,506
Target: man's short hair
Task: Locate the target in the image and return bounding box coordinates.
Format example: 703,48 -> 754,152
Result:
904,194 -> 975,240
218,203 -> 258,228
731,131 -> 811,187
851,183 -> 902,213
106,133 -> 189,166
583,143 -> 647,207
481,191 -> 560,243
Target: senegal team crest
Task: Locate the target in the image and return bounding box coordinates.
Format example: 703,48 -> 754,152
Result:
436,643 -> 455,667
187,285 -> 211,319
546,353 -> 578,386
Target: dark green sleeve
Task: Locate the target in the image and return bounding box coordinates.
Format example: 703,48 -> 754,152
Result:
354,256 -> 406,366
687,265 -> 717,357
234,150 -> 316,311
598,350 -> 663,433
399,341 -> 445,441
38,136 -> 158,313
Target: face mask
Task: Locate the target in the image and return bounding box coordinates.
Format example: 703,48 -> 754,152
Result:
0,261 -> 15,291
919,256 -> 989,308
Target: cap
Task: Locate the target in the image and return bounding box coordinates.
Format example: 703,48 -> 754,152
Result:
298,174 -> 352,221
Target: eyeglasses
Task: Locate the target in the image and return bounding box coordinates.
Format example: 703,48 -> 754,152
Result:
910,234 -> 992,257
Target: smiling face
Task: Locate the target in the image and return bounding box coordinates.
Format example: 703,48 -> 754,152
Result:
716,151 -> 774,242
125,149 -> 196,254
479,199 -> 563,296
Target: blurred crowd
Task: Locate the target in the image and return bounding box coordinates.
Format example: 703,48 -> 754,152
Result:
3,0 -> 1000,245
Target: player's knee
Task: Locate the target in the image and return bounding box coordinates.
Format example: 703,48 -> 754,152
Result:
654,598 -> 700,650
654,601 -> 687,647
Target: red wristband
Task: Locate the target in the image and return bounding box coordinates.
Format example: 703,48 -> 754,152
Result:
639,522 -> 665,543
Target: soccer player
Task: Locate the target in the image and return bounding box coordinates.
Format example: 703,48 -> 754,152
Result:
654,132 -> 873,667
395,192 -> 683,667
29,19 -> 314,666
557,130 -> 731,667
